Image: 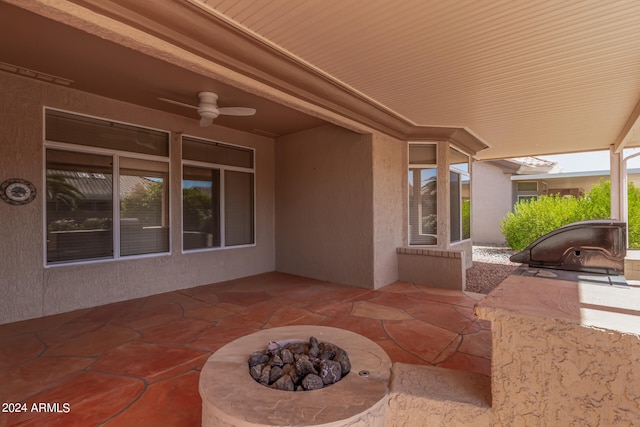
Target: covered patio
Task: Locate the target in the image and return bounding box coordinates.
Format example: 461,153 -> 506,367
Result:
2,1 -> 640,426
0,272 -> 488,426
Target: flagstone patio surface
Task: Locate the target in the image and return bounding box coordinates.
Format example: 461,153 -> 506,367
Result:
0,272 -> 490,427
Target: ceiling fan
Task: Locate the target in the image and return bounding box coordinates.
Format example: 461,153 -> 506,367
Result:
158,92 -> 256,127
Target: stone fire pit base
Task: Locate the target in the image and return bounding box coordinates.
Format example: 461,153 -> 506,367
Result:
200,325 -> 391,427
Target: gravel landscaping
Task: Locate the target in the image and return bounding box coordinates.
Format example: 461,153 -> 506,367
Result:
465,245 -> 521,294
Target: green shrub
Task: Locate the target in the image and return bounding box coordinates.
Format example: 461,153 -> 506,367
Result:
500,195 -> 585,250
627,182 -> 640,248
500,179 -> 640,250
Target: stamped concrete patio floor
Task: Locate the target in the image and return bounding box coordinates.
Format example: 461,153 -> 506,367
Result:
0,272 -> 490,427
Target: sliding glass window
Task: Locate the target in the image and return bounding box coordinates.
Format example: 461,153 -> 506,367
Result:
45,109 -> 170,265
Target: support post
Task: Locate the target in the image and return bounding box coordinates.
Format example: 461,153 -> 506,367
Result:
610,145 -> 623,220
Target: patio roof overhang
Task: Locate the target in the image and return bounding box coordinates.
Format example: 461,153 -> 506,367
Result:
3,0 -> 640,159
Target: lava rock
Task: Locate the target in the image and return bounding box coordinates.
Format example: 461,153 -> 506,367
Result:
295,358 -> 317,377
250,363 -> 263,381
319,342 -> 337,360
249,351 -> 269,367
271,355 -> 284,367
267,341 -> 280,353
249,336 -> 351,392
302,374 -> 324,390
281,348 -> 294,364
335,349 -> 351,374
289,364 -> 301,384
259,365 -> 271,385
269,366 -> 284,383
271,374 -> 295,391
308,336 -> 320,358
289,342 -> 306,354
319,360 -> 342,385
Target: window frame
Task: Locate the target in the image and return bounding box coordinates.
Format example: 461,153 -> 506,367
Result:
449,146 -> 471,243
408,142 -> 438,246
517,181 -> 539,192
181,135 -> 256,253
43,108 -> 171,267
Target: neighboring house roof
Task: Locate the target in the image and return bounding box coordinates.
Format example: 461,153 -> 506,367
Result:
509,157 -> 562,174
482,157 -> 561,175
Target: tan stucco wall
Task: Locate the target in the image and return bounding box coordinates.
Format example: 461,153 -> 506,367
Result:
275,125 -> 375,287
372,133 -> 405,288
0,72 -> 276,324
472,162 -> 513,244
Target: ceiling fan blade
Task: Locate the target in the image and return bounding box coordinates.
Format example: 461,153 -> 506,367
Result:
200,117 -> 213,127
218,107 -> 256,116
158,97 -> 198,109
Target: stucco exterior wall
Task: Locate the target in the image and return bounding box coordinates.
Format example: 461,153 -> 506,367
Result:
0,72 -> 276,324
275,125 -> 375,288
371,133 -> 404,288
472,162 -> 512,244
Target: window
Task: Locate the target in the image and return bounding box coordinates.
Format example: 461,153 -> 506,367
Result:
517,181 -> 538,192
450,147 -> 470,242
408,143 -> 437,245
182,136 -> 255,250
183,166 -> 221,250
119,158 -> 169,256
45,110 -> 170,264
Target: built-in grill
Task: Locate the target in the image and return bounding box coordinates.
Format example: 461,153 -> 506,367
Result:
509,220 -> 627,286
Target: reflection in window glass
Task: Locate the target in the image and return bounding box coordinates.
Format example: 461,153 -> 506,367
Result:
450,147 -> 471,242
181,136 -> 255,251
45,110 -> 171,265
46,150 -> 114,263
462,175 -> 471,240
182,166 -> 220,250
225,170 -> 255,246
409,168 -> 437,245
119,158 -> 170,256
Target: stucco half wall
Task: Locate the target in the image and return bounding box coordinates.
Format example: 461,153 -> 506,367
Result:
0,72 -> 276,324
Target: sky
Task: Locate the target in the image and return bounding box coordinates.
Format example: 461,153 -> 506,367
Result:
537,148 -> 640,173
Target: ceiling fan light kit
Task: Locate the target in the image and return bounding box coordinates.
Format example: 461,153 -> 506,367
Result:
159,91 -> 256,127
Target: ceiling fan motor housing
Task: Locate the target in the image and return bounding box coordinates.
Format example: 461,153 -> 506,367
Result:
198,104 -> 220,120
198,91 -> 220,120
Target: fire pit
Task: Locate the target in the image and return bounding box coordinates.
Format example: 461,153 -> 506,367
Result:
199,325 -> 391,426
249,336 -> 351,391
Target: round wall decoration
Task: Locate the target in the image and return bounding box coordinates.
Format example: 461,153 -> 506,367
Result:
1,178 -> 37,205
